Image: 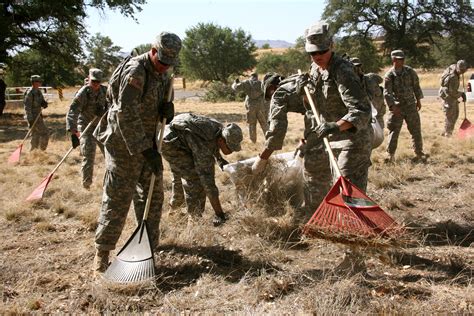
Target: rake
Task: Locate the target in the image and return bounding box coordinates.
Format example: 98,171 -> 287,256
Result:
8,111 -> 42,164
25,117 -> 99,201
458,73 -> 474,139
297,70 -> 403,244
104,75 -> 174,283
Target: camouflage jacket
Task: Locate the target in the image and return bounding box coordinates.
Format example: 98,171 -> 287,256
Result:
362,73 -> 385,115
23,87 -> 47,123
164,113 -> 223,199
66,85 -> 107,132
232,78 -> 265,110
384,65 -> 423,109
439,64 -> 462,103
265,54 -> 371,150
95,52 -> 173,156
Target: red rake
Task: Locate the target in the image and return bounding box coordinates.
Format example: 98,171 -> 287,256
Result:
458,74 -> 474,139
297,70 -> 403,243
26,117 -> 98,202
8,112 -> 42,164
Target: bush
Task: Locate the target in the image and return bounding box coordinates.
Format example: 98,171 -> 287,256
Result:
202,82 -> 245,103
256,48 -> 310,76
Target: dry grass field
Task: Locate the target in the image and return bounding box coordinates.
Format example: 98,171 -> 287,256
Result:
0,87 -> 473,313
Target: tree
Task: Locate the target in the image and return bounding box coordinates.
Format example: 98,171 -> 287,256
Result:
256,48 -> 310,76
334,35 -> 382,73
323,0 -> 474,68
84,33 -> 122,79
180,23 -> 257,83
261,43 -> 271,49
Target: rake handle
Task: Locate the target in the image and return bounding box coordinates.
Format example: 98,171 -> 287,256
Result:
22,111 -> 43,145
298,70 -> 342,179
462,73 -> 467,120
142,75 -> 174,221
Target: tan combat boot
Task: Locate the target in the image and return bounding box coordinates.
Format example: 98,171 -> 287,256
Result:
93,250 -> 110,277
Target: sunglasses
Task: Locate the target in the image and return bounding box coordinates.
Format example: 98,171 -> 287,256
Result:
158,59 -> 171,67
309,49 -> 329,56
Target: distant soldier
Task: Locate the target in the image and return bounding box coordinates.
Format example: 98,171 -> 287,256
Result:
66,68 -> 108,189
92,32 -> 181,275
350,57 -> 386,128
162,113 -> 243,226
0,65 -> 6,116
23,75 -> 49,151
384,50 -> 427,163
438,60 -> 469,137
232,72 -> 267,143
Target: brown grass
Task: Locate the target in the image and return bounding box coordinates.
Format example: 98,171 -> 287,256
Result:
0,91 -> 473,313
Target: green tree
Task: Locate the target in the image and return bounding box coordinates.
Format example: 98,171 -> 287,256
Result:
256,48 -> 310,76
261,43 -> 271,49
180,23 -> 257,83
334,35 -> 382,73
132,43 -> 152,56
323,0 -> 474,68
84,33 -> 122,79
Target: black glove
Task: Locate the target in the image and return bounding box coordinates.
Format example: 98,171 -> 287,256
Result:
295,72 -> 310,95
315,122 -> 340,139
461,92 -> 466,102
142,148 -> 163,175
216,157 -> 229,170
159,101 -> 174,124
41,100 -> 48,109
70,134 -> 80,149
234,78 -> 240,84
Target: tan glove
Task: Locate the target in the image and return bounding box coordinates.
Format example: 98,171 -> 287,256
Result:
251,156 -> 268,175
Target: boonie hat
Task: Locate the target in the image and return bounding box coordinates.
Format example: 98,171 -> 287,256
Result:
391,50 -> 405,59
222,123 -> 243,152
350,57 -> 362,66
31,75 -> 42,82
305,21 -> 332,53
154,32 -> 182,66
89,68 -> 103,82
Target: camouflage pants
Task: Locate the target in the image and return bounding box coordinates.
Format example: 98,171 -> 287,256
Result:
29,115 -> 49,151
169,169 -> 185,208
386,105 -> 423,156
162,142 -> 212,216
247,106 -> 268,143
299,134 -> 372,224
95,149 -> 163,252
442,100 -> 459,136
79,124 -> 104,188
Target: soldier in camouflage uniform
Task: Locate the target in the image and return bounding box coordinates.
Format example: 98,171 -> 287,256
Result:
162,113 -> 243,226
0,66 -> 6,116
232,72 -> 267,143
66,68 -> 108,189
253,21 -> 372,224
384,50 -> 427,162
23,75 -> 49,151
438,60 -> 468,137
92,32 -> 181,274
351,57 -> 386,129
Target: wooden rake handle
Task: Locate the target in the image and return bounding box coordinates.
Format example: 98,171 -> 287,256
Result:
298,69 -> 342,178
142,75 -> 174,221
462,73 -> 467,120
22,111 -> 43,145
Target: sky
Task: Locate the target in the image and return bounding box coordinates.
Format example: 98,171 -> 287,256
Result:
85,0 -> 325,52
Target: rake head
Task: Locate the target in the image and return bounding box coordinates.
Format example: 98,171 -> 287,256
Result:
26,173 -> 54,202
458,118 -> 474,139
8,144 -> 23,164
104,221 -> 155,283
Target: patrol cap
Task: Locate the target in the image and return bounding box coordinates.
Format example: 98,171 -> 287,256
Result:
31,75 -> 42,82
222,123 -> 243,152
153,32 -> 182,66
304,21 -> 332,53
456,60 -> 468,73
390,50 -> 405,59
350,57 -> 362,66
89,68 -> 103,82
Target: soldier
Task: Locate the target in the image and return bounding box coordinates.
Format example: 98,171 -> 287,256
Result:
66,68 -> 108,189
384,50 -> 427,162
92,32 -> 181,275
231,72 -> 268,143
23,75 -> 49,151
162,113 -> 243,226
253,21 -> 372,224
350,57 -> 386,129
0,66 -> 6,116
438,60 -> 468,137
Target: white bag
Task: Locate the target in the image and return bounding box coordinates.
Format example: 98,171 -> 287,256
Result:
371,105 -> 384,149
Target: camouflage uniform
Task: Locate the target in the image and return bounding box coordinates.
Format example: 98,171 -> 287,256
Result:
0,71 -> 6,116
93,52 -> 174,251
23,84 -> 49,151
439,64 -> 464,136
265,54 -> 372,219
232,76 -> 267,142
66,84 -> 107,188
384,65 -> 424,157
162,113 -> 226,216
362,73 -> 385,128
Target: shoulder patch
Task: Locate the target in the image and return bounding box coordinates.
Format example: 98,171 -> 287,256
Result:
128,76 -> 143,90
